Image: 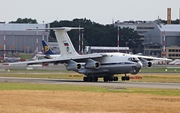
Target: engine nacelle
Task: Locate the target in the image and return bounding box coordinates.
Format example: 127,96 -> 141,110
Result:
142,61 -> 153,68
66,60 -> 82,71
85,59 -> 100,69
139,58 -> 153,68
146,61 -> 153,68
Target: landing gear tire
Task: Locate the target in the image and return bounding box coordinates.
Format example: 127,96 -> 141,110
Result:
93,77 -> 98,82
83,77 -> 98,82
83,77 -> 88,82
103,77 -> 108,82
114,76 -> 118,81
121,76 -> 130,81
103,76 -> 118,82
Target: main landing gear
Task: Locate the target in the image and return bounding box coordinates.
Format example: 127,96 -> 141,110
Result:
121,74 -> 130,81
103,76 -> 118,82
83,74 -> 130,82
83,77 -> 98,82
83,76 -> 119,82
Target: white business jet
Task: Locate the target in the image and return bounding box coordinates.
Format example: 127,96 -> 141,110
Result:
3,27 -> 171,82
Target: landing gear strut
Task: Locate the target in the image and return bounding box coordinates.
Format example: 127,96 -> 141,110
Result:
121,74 -> 130,81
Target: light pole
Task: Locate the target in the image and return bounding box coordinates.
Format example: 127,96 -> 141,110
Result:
117,26 -> 120,52
125,42 -> 129,53
81,30 -> 84,54
78,20 -> 81,54
36,27 -> 38,55
42,21 -> 45,54
149,51 -> 151,56
3,22 -> 6,60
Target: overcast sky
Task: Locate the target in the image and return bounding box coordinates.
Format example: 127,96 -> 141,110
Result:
0,0 -> 180,24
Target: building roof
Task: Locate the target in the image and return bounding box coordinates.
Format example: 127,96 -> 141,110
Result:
158,24 -> 180,32
0,23 -> 46,31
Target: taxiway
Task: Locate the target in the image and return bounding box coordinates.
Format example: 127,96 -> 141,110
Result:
0,77 -> 179,89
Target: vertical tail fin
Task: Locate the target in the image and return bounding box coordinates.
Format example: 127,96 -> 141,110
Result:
27,27 -> 83,57
54,28 -> 82,57
42,40 -> 56,55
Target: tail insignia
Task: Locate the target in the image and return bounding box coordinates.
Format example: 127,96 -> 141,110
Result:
64,42 -> 69,46
44,46 -> 50,53
66,46 -> 69,52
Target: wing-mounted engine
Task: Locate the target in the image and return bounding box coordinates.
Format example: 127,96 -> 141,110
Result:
146,61 -> 153,67
85,59 -> 100,69
139,58 -> 153,68
66,60 -> 82,71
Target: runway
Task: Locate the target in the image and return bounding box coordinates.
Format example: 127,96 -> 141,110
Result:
0,77 -> 179,89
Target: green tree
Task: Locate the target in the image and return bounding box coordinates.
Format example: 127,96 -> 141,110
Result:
9,18 -> 38,24
158,18 -> 180,24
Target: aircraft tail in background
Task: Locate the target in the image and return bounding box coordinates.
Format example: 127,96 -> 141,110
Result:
42,40 -> 56,55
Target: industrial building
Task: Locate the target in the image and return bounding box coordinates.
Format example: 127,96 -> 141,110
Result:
114,20 -> 158,53
115,20 -> 157,40
114,22 -> 180,58
0,23 -> 49,56
144,24 -> 180,59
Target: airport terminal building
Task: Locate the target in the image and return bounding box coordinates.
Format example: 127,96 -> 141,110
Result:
0,23 -> 49,56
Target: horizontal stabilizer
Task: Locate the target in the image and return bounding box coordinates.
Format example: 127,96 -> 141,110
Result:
27,27 -> 83,31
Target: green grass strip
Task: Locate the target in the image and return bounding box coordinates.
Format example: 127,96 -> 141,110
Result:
0,82 -> 179,96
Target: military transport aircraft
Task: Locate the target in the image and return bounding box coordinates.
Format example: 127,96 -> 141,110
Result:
3,27 -> 171,82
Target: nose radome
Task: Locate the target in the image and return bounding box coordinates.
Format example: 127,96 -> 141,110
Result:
136,62 -> 142,69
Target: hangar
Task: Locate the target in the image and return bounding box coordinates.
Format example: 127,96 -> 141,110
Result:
0,23 -> 49,56
144,24 -> 180,59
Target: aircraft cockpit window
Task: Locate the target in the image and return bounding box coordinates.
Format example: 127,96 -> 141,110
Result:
128,57 -> 139,62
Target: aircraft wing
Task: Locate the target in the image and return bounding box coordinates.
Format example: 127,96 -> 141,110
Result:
132,54 -> 172,61
3,53 -> 107,66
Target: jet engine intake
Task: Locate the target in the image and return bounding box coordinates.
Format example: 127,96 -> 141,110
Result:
66,60 -> 82,71
139,58 -> 153,68
85,59 -> 100,69
146,61 -> 153,68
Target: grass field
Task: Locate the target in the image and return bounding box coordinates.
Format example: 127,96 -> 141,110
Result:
0,83 -> 180,113
0,82 -> 180,96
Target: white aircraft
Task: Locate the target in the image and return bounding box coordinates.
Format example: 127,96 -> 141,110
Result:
3,57 -> 26,62
169,59 -> 180,65
3,27 -> 172,82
